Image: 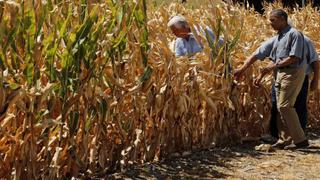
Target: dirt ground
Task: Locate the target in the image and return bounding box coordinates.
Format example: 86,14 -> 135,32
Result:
109,129 -> 320,179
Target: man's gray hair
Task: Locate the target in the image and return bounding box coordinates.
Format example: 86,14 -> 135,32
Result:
270,9 -> 288,22
167,15 -> 189,29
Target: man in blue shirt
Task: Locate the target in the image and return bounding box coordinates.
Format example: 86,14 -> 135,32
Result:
264,36 -> 319,140
234,9 -> 309,150
167,15 -> 222,57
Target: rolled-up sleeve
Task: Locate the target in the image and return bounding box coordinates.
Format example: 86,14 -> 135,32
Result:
288,32 -> 304,59
253,37 -> 275,60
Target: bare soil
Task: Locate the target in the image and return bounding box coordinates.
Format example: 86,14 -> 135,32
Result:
109,129 -> 320,179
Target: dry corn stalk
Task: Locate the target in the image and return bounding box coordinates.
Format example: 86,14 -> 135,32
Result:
0,0 -> 319,178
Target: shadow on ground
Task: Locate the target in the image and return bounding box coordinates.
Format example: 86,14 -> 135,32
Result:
109,142 -> 268,179
108,128 -> 320,179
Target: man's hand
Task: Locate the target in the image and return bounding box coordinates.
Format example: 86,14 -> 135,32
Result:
261,61 -> 276,74
310,78 -> 319,91
254,62 -> 275,87
253,68 -> 269,87
253,75 -> 263,87
234,67 -> 245,78
253,76 -> 262,87
234,55 -> 258,80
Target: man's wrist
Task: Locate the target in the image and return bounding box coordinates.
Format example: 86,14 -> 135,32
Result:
240,64 -> 248,72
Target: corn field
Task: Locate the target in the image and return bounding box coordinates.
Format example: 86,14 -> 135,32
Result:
0,0 -> 319,178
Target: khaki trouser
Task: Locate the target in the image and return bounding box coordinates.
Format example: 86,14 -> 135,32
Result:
275,65 -> 306,144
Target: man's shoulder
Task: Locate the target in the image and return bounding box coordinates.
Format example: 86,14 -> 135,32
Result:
288,27 -> 303,37
263,36 -> 276,45
303,35 -> 311,43
204,26 -> 213,32
268,36 -> 277,41
175,38 -> 184,44
203,26 -> 215,37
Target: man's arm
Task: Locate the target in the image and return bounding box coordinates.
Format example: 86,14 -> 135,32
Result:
276,56 -> 301,67
251,56 -> 301,84
234,37 -> 275,78
254,61 -> 274,87
234,55 -> 258,77
254,57 -> 300,87
286,31 -> 304,65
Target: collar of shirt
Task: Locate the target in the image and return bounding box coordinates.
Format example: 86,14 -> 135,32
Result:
278,25 -> 291,38
185,33 -> 195,41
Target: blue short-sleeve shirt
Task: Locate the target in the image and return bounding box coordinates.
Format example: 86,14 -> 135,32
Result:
253,26 -> 307,68
175,26 -> 223,56
175,36 -> 203,56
